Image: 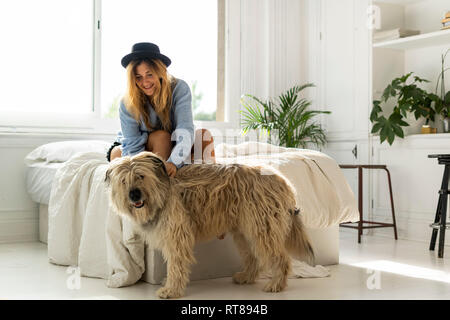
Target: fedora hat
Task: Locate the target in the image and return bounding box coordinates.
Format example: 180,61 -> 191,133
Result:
121,42 -> 171,68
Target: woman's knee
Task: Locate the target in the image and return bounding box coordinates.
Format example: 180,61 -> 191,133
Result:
147,130 -> 172,150
110,146 -> 122,161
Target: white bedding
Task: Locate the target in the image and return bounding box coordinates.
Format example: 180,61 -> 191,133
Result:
26,162 -> 62,205
46,142 -> 359,286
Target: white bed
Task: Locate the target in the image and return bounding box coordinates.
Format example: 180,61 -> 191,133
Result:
25,140 -> 358,286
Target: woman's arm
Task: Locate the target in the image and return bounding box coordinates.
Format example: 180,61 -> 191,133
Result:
167,79 -> 195,168
118,100 -> 149,157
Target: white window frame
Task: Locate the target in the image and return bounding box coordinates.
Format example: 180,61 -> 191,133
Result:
0,0 -> 242,135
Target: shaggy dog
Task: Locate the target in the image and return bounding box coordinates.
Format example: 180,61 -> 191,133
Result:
105,151 -> 314,299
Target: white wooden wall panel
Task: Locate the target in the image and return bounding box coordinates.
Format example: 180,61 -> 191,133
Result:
240,0 -> 313,102
322,0 -> 356,139
320,0 -> 370,142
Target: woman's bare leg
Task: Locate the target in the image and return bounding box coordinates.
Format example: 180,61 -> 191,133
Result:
109,130 -> 172,162
110,146 -> 122,161
146,130 -> 172,160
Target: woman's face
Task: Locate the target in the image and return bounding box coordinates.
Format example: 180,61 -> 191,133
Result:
135,62 -> 158,96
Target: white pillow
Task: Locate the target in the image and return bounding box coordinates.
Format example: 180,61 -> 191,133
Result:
24,140 -> 111,166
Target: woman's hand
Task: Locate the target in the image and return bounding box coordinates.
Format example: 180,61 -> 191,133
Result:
164,161 -> 177,177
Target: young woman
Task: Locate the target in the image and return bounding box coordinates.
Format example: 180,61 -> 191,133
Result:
107,42 -> 215,177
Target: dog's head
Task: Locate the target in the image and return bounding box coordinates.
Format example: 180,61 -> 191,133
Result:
105,151 -> 170,225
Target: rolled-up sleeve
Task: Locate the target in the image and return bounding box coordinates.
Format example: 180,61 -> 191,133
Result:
118,100 -> 148,157
167,80 -> 195,168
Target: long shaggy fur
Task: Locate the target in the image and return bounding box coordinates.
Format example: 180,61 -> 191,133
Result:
105,151 -> 314,299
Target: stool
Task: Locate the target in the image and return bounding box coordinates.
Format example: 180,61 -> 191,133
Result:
339,165 -> 398,243
428,154 -> 450,258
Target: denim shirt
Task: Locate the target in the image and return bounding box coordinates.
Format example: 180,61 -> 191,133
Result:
116,78 -> 195,168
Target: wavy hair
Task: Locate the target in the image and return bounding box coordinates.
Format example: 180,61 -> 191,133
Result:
123,59 -> 175,131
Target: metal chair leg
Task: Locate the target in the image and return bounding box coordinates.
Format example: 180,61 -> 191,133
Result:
430,165 -> 449,254
384,168 -> 398,240
358,167 -> 363,243
438,165 -> 449,258
429,196 -> 442,251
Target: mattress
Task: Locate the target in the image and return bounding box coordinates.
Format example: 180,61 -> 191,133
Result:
26,162 -> 62,205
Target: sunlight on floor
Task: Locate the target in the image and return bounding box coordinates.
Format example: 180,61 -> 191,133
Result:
351,260 -> 450,284
74,295 -> 120,300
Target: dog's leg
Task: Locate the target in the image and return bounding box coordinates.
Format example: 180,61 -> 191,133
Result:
157,223 -> 196,299
231,232 -> 260,285
262,251 -> 291,293
250,232 -> 291,293
157,252 -> 193,299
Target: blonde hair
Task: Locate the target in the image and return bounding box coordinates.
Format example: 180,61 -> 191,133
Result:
124,59 -> 175,131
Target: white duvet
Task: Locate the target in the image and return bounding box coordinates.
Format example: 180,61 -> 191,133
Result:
47,142 -> 358,285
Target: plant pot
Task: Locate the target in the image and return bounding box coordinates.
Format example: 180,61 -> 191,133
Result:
421,125 -> 437,134
444,117 -> 450,133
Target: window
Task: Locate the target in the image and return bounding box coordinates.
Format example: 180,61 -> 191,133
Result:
101,0 -> 218,122
0,0 -> 93,116
0,0 -> 226,131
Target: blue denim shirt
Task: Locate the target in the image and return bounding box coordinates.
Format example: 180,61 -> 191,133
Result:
116,78 -> 195,168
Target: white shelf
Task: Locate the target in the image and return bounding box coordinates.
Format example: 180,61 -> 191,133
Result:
373,28 -> 450,50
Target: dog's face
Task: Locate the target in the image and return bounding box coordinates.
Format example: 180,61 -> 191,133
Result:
105,151 -> 170,225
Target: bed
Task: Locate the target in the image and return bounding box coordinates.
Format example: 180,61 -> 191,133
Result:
25,140 -> 358,286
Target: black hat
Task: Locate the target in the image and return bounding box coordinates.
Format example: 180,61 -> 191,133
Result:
121,42 -> 171,68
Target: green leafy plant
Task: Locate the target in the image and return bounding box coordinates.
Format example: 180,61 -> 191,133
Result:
240,84 -> 331,148
370,72 -> 440,145
434,48 -> 450,118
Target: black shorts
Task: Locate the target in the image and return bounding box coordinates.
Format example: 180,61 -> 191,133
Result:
106,142 -> 122,162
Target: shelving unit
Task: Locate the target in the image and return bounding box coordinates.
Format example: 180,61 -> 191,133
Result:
372,0 -> 450,134
373,28 -> 450,50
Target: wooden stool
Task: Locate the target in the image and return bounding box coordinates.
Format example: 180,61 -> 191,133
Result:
428,154 -> 450,258
339,164 -> 398,243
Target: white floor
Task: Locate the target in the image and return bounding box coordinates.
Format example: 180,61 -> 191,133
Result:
0,232 -> 449,300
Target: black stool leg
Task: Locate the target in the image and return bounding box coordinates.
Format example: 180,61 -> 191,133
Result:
358,167 -> 363,243
384,168 -> 398,240
429,196 -> 442,251
430,164 -> 449,255
438,165 -> 449,258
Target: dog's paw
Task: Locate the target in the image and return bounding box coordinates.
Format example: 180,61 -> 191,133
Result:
262,281 -> 286,293
156,286 -> 183,299
232,272 -> 256,285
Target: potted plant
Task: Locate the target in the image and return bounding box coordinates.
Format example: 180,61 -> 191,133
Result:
239,84 -> 331,149
434,48 -> 450,133
370,72 -> 440,145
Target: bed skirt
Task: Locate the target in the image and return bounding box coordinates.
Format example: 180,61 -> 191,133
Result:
39,204 -> 339,284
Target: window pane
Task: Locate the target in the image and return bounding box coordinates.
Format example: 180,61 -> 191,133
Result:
101,0 -> 217,121
0,0 -> 93,114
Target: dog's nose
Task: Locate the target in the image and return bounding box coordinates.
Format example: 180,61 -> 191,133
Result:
129,188 -> 142,202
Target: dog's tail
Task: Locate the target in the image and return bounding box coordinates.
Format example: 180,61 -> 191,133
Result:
286,209 -> 315,266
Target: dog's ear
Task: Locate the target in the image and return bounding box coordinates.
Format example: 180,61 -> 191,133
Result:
151,156 -> 168,176
141,152 -> 168,176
